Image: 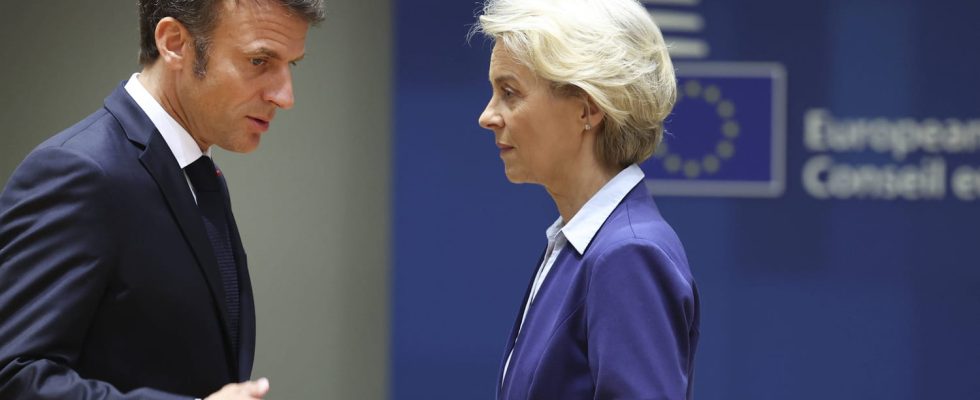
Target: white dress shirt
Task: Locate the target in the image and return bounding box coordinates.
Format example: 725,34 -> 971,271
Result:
502,164 -> 646,383
123,73 -> 211,201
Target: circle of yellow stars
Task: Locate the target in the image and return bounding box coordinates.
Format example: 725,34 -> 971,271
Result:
653,80 -> 740,179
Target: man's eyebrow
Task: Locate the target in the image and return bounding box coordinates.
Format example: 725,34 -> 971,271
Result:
247,47 -> 305,64
248,47 -> 280,59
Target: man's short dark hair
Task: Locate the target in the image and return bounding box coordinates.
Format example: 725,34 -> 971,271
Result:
138,0 -> 325,76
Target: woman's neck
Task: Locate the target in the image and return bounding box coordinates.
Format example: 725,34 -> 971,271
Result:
545,159 -> 620,223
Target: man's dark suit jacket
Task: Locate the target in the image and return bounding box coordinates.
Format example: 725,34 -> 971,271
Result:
0,83 -> 255,399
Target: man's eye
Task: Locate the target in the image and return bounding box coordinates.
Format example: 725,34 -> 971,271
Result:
251,58 -> 267,66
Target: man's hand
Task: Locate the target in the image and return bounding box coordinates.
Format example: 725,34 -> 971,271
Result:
205,378 -> 270,399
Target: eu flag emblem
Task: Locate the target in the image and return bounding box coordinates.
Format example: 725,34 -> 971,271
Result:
641,62 -> 786,197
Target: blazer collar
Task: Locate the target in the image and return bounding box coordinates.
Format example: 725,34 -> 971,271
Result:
104,82 -> 155,149
563,164 -> 645,255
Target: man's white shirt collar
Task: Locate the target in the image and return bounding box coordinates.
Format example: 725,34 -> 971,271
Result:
124,73 -> 210,168
561,164 -> 645,255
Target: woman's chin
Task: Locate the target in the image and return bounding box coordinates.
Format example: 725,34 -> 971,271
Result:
503,168 -> 527,184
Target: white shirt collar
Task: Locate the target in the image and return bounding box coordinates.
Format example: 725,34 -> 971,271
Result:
124,73 -> 210,168
545,218 -> 565,242
560,164 -> 645,255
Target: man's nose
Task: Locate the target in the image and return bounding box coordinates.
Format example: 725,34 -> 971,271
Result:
266,69 -> 295,110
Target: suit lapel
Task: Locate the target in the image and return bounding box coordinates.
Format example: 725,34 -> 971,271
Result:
497,249 -> 546,399
104,83 -> 240,377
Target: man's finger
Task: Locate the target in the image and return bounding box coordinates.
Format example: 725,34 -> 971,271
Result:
243,377 -> 270,397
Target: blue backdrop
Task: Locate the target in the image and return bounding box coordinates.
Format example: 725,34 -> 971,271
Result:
393,0 -> 980,399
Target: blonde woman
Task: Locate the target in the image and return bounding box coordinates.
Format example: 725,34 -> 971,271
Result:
473,0 -> 700,398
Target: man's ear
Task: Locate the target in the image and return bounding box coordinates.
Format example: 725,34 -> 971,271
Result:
154,17 -> 191,71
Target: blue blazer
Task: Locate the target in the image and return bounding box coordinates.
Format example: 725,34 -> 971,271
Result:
0,84 -> 254,399
497,182 -> 699,400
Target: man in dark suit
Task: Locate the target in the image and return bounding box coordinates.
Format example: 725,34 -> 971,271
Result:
0,1 -> 323,399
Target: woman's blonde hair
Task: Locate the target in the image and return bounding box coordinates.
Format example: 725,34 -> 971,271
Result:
471,0 -> 676,167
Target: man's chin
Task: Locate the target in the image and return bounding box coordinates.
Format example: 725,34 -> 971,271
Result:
237,142 -> 261,154
219,137 -> 261,154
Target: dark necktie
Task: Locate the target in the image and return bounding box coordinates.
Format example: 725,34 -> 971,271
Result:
185,155 -> 240,354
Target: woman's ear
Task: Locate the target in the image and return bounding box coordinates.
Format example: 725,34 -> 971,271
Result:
582,95 -> 605,131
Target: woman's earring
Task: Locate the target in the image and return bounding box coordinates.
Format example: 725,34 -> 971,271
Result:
584,100 -> 593,131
